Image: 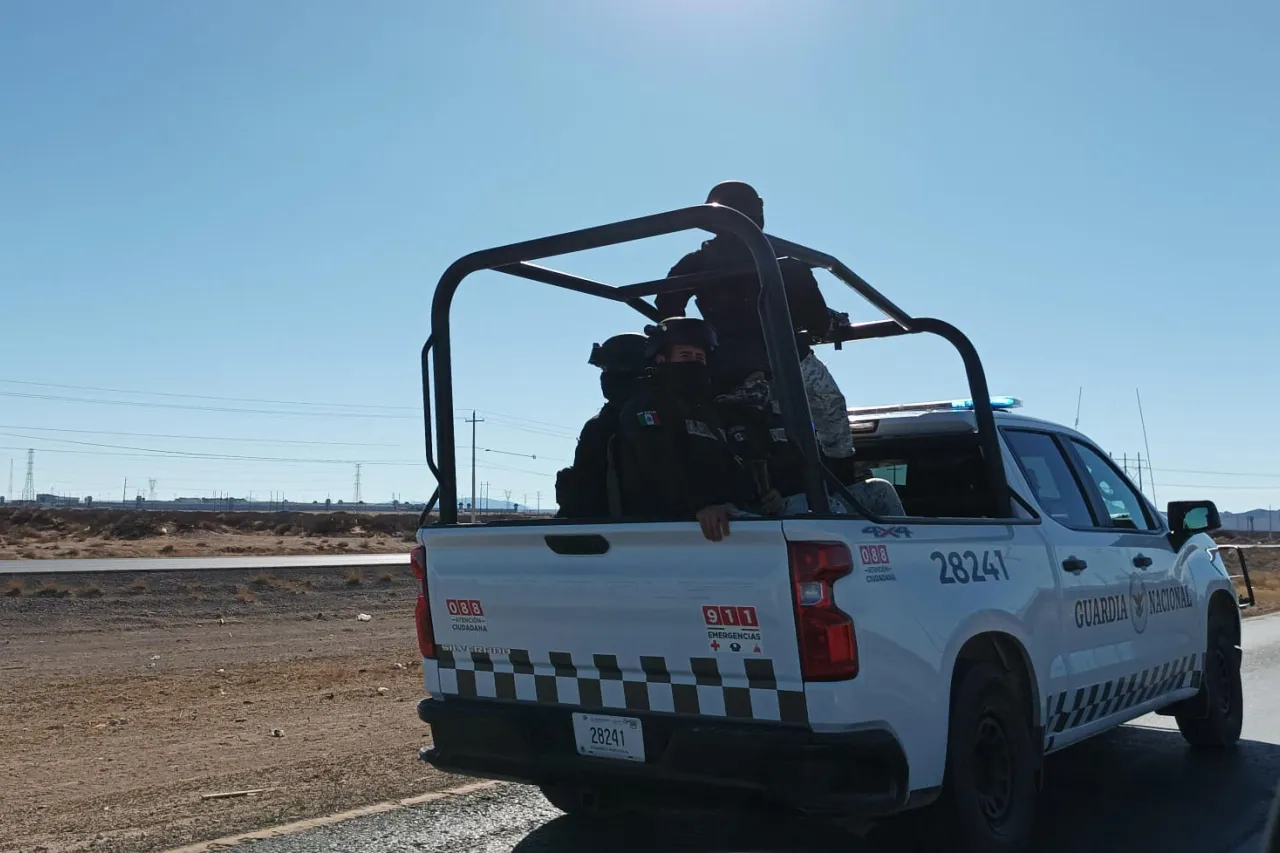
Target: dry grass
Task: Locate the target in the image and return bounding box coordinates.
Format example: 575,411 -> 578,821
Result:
76,584 -> 104,598
344,569 -> 363,587
1218,543 -> 1280,616
234,584 -> 256,604
249,572 -> 275,589
128,577 -> 149,594
4,579 -> 24,597
379,571 -> 394,584
34,582 -> 72,598
277,578 -> 313,596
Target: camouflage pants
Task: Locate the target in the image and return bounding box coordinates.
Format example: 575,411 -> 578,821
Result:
799,351 -> 853,458
782,479 -> 905,517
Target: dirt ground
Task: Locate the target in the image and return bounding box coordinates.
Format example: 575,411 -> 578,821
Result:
0,566 -> 461,853
0,507 -> 427,561
0,518 -> 1274,853
1215,533 -> 1280,615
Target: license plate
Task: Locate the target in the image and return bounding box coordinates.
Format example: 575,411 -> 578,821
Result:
571,713 -> 645,762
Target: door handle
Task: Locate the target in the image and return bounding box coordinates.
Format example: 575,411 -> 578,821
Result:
1062,557 -> 1088,574
1133,554 -> 1153,569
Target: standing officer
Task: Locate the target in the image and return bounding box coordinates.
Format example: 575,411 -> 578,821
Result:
660,180 -> 856,464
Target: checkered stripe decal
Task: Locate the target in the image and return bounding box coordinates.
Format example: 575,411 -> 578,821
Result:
428,649 -> 808,724
1045,652 -> 1201,738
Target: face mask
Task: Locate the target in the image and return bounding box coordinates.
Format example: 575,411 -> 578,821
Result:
600,371 -> 635,404
661,362 -> 712,399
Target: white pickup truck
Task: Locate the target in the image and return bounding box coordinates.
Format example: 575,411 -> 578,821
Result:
412,204 -> 1248,853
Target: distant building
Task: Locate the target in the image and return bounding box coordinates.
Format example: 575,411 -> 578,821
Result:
36,493 -> 80,506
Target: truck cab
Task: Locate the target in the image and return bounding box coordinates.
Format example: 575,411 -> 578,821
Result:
410,202 -> 1245,853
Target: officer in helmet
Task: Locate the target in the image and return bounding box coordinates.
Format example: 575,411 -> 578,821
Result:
615,317 -> 778,541
660,181 -> 857,468
554,333 -> 648,519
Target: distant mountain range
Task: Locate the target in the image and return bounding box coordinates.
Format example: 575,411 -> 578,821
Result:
1221,509 -> 1279,533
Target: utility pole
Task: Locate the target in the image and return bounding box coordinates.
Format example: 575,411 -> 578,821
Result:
122,478 -> 128,505
353,463 -> 362,503
536,490 -> 541,514
504,489 -> 512,512
1136,452 -> 1143,493
148,479 -> 157,501
465,411 -> 484,523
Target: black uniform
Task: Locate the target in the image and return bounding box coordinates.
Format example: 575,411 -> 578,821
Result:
658,236 -> 832,385
716,383 -> 808,500
555,402 -> 621,519
555,332 -> 649,519
616,371 -> 755,519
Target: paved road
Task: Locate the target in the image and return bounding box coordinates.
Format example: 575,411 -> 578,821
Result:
227,615 -> 1280,853
0,553 -> 407,575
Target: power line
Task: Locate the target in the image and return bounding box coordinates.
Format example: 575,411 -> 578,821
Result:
1153,466 -> 1280,479
0,390 -> 417,420
0,378 -> 417,411
0,423 -> 401,448
0,379 -> 583,434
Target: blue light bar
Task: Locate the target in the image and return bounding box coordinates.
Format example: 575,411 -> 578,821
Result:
848,396 -> 1023,418
948,396 -> 1022,411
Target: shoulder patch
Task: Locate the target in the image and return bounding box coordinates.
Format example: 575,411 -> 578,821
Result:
769,427 -> 788,443
636,410 -> 661,427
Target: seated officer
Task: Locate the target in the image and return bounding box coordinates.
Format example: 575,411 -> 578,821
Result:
615,317 -> 773,542
555,333 -> 648,518
715,369 -> 905,518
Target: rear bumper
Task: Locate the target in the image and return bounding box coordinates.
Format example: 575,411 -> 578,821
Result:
417,696 -> 909,815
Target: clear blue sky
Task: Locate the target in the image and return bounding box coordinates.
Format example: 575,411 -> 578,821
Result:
2,0 -> 1277,514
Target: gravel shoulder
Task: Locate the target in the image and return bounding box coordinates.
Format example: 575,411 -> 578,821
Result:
0,567 -> 456,853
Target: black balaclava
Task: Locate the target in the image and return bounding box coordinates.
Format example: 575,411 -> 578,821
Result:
600,370 -> 638,404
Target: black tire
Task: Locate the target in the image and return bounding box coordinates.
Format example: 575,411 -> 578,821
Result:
1175,614 -> 1243,748
935,662 -> 1039,853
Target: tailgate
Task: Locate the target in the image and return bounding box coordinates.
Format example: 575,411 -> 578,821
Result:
419,520 -> 808,724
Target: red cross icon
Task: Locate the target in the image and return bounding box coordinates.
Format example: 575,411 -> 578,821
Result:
710,640 -> 721,651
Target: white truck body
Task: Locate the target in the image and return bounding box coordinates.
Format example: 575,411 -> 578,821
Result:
415,409 -> 1241,814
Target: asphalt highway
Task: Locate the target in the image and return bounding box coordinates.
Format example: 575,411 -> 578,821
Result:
208,614 -> 1280,853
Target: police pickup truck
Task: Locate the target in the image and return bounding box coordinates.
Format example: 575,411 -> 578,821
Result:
411,203 -> 1247,853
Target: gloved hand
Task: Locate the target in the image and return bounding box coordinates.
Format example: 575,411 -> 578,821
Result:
758,489 -> 785,517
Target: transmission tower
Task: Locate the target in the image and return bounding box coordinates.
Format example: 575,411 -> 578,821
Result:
353,463 -> 362,503
148,479 -> 157,501
20,449 -> 35,502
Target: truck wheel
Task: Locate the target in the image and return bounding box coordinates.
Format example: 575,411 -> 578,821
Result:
938,662 -> 1038,853
1175,615 -> 1243,748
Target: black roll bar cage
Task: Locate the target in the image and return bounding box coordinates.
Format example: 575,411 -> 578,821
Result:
424,203 -> 1012,525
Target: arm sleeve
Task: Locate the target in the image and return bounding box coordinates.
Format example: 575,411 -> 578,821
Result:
782,261 -> 831,336
655,251 -> 702,319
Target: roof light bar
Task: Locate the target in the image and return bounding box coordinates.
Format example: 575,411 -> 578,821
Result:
847,396 -> 1023,418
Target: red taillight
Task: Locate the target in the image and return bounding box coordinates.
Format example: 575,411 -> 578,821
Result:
411,545 -> 435,659
789,541 -> 858,681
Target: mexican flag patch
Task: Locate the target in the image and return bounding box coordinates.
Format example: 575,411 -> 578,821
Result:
637,410 -> 661,426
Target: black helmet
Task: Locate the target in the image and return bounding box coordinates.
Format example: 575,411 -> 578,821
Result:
643,317 -> 719,361
706,180 -> 764,228
588,333 -> 648,372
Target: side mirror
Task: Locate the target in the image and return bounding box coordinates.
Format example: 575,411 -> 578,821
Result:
1167,499 -> 1221,547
